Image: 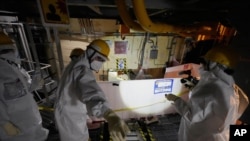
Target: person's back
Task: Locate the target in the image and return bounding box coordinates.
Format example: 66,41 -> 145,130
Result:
54,48 -> 91,141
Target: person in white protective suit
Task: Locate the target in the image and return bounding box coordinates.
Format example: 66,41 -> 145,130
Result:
54,39 -> 130,141
165,46 -> 249,141
0,32 -> 49,141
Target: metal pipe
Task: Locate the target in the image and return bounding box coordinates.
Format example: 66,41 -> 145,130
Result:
88,18 -> 94,34
24,24 -> 40,68
45,27 -> 60,81
139,32 -> 150,66
89,19 -> 96,38
115,0 -> 144,32
180,43 -> 187,64
18,24 -> 34,69
132,0 -> 184,36
166,36 -> 178,67
86,19 -> 91,35
53,27 -> 64,74
132,0 -> 170,33
0,22 -> 34,69
25,24 -> 50,103
81,18 -> 87,34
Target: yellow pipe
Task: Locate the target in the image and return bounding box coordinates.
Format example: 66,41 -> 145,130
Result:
115,0 -> 145,32
132,0 -> 182,35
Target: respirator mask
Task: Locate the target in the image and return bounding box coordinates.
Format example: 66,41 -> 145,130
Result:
90,60 -> 103,71
87,48 -> 106,72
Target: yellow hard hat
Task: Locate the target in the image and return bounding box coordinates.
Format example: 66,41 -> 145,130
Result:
0,32 -> 14,45
204,46 -> 240,69
88,39 -> 110,60
70,48 -> 85,58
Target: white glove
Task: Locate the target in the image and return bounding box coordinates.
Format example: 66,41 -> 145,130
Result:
30,68 -> 44,91
165,94 -> 180,102
104,110 -> 130,141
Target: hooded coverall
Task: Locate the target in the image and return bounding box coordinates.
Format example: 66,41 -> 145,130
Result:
54,52 -> 110,141
173,65 -> 249,141
0,45 -> 48,141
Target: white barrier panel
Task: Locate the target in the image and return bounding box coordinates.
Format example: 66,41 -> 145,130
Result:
98,78 -> 188,119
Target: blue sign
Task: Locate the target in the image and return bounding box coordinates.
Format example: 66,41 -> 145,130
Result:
154,79 -> 173,94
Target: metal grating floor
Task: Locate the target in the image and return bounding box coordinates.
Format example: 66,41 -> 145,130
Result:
42,112 -> 181,141
39,97 -> 181,141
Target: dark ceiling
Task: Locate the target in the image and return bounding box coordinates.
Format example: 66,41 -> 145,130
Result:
0,0 -> 249,33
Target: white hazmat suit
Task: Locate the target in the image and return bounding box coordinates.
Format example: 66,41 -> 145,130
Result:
0,44 -> 49,141
54,47 -> 129,141
168,64 -> 249,141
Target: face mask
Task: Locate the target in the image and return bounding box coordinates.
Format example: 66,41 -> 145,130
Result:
90,60 -> 103,71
